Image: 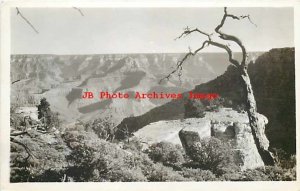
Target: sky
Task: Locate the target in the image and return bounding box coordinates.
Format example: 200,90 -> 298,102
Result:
11,7 -> 294,54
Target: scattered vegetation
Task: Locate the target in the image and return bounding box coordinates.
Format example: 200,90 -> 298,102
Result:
84,115 -> 116,141
10,98 -> 296,182
185,137 -> 239,175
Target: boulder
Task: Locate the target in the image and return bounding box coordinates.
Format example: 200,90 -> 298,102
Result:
178,119 -> 211,151
233,122 -> 265,170
133,107 -> 268,170
180,108 -> 266,170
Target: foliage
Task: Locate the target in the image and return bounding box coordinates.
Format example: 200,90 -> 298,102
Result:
219,166 -> 296,181
37,98 -> 61,130
186,137 -> 237,175
202,97 -> 225,112
272,148 -> 296,169
263,166 -> 296,181
184,98 -> 205,118
220,169 -> 269,181
180,167 -> 217,181
10,111 -> 296,182
63,129 -> 148,181
85,115 -> 115,141
10,110 -> 24,130
10,129 -> 69,182
122,137 -> 144,152
146,163 -> 188,182
37,98 -> 51,123
146,141 -> 185,166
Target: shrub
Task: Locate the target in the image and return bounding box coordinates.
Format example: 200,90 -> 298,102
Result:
180,167 -> 217,181
10,129 -> 69,182
64,130 -> 171,181
123,137 -> 144,152
147,163 -> 188,182
186,137 -> 237,175
85,115 -> 115,141
264,166 -> 296,181
146,142 -> 185,166
220,169 -> 269,181
107,167 -> 147,182
272,148 -> 296,169
63,129 -> 191,182
219,166 -> 296,181
184,99 -> 205,118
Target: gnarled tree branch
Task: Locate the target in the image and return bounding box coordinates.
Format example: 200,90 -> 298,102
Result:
215,7 -> 256,66
16,8 -> 39,34
11,137 -> 37,159
159,25 -> 240,84
10,131 -> 30,137
73,7 -> 84,16
175,27 -> 213,41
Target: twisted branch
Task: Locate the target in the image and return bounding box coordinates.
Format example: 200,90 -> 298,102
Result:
160,7 -> 256,83
11,137 -> 37,159
159,40 -> 208,84
10,131 -> 30,137
16,8 -> 39,34
73,7 -> 84,16
215,7 -> 256,66
175,27 -> 213,41
160,29 -> 240,83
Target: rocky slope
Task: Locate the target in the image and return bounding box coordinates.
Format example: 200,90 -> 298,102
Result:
115,48 -> 295,155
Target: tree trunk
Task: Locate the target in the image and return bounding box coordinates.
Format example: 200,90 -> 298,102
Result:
240,67 -> 275,165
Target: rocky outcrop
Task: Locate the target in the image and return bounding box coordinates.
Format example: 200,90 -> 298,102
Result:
133,108 -> 266,170
178,120 -> 211,151
233,122 -> 265,170
116,48 -> 295,155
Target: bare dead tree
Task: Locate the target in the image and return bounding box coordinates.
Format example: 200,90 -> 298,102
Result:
160,7 -> 275,165
16,8 -> 39,34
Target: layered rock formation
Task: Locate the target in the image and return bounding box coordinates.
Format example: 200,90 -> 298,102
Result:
133,108 -> 266,170
11,53 -> 232,124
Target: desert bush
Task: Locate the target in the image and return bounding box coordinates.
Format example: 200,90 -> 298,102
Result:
63,129 -> 191,182
85,115 -> 115,141
272,148 -> 296,169
10,112 -> 24,130
184,98 -> 205,118
123,137 -> 144,152
180,167 -> 217,181
146,142 -> 186,166
264,166 -> 296,181
147,163 -> 188,182
186,137 -> 237,175
219,166 -> 296,181
202,97 -> 225,112
64,130 -> 149,181
10,129 -> 69,182
220,169 -> 269,181
107,167 -> 147,182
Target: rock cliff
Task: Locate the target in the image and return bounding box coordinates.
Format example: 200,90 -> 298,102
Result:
133,108 -> 266,170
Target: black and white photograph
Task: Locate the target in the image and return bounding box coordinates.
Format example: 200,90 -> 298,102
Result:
0,1 -> 299,191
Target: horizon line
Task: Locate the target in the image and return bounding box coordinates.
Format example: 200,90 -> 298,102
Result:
10,50 -> 269,56
11,47 -> 294,56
